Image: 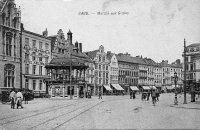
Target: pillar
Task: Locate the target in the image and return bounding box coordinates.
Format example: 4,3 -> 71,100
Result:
50,87 -> 53,98
63,86 -> 65,98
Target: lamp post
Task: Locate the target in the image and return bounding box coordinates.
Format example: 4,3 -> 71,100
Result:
183,38 -> 187,104
69,47 -> 78,99
174,72 -> 178,105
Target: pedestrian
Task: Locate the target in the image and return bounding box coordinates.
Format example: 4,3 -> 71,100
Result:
16,89 -> 24,109
99,90 -> 102,99
9,88 -> 16,109
152,89 -> 156,105
133,91 -> 135,99
156,89 -> 160,101
24,91 -> 28,104
147,90 -> 150,101
130,91 -> 133,99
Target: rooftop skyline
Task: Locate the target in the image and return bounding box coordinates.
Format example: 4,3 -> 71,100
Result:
15,0 -> 200,63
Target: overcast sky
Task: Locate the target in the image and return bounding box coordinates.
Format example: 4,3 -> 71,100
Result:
15,0 -> 200,63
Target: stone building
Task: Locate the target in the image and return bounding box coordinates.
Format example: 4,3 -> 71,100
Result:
85,45 -> 110,94
183,43 -> 200,90
22,29 -> 51,96
0,0 -> 21,93
116,53 -> 139,94
47,29 -> 93,98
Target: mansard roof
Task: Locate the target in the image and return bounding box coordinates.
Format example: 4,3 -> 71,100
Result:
46,57 -> 88,69
85,50 -> 99,59
23,30 -> 51,40
116,54 -> 145,65
187,43 -> 200,47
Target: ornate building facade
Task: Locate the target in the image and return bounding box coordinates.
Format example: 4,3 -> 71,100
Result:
0,0 -> 21,92
22,29 -> 51,96
85,45 -> 110,94
47,29 -> 93,98
183,43 -> 200,90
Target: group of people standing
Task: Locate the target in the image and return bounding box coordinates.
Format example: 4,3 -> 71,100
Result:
9,89 -> 29,109
130,91 -> 136,99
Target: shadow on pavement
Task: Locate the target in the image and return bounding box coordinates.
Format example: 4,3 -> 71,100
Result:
170,105 -> 200,110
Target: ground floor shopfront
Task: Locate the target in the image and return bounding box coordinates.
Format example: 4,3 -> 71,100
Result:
49,83 -> 89,99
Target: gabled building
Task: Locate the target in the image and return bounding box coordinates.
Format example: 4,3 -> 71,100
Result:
0,0 -> 21,92
46,29 -> 93,98
85,45 -> 110,94
107,51 -> 119,85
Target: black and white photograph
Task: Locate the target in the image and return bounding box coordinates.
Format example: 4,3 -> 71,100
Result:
0,0 -> 200,129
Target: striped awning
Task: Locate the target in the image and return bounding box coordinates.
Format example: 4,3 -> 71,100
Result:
104,85 -> 112,91
150,86 -> 157,89
130,86 -> 139,91
111,84 -> 124,90
142,86 -> 150,90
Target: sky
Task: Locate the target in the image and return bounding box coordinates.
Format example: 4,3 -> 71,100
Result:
15,0 -> 200,63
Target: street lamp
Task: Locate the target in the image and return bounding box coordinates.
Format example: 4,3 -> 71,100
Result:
183,38 -> 187,104
69,47 -> 78,99
174,72 -> 178,105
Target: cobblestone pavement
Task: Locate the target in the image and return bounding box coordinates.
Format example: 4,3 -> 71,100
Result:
0,93 -> 200,129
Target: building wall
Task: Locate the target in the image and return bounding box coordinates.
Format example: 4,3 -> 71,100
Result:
94,45 -> 110,87
0,0 -> 21,91
22,30 -> 51,92
109,54 -> 118,84
138,64 -> 148,85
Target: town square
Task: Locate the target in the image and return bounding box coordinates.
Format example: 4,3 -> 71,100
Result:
0,0 -> 200,129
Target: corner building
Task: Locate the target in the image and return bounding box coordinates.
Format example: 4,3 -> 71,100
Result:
0,0 -> 21,93
22,29 -> 51,96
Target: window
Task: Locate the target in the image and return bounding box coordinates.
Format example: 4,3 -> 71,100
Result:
102,56 -> 105,62
45,57 -> 49,63
25,38 -> 29,45
25,79 -> 29,89
99,56 -> 101,62
39,42 -> 42,49
32,40 -> 36,48
33,65 -> 36,75
25,64 -> 29,74
106,73 -> 108,78
39,80 -> 42,90
32,52 -> 36,61
25,53 -> 29,61
4,64 -> 15,88
99,72 -> 101,77
6,32 -> 12,56
39,57 -> 42,62
106,65 -> 108,70
99,65 -> 101,70
39,66 -> 42,75
33,80 -> 36,90
45,43 -> 49,51
103,65 -> 105,70
95,64 -> 98,69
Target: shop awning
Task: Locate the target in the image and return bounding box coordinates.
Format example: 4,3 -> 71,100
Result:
143,86 -> 150,90
172,85 -> 180,89
150,86 -> 157,89
166,86 -> 173,89
111,84 -> 124,90
130,86 -> 139,91
104,85 -> 112,91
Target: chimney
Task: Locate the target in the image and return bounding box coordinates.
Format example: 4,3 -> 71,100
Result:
42,28 -> 48,37
79,43 -> 82,52
176,59 -> 181,64
75,41 -> 79,52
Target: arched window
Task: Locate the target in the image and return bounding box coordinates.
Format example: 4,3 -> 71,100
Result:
4,64 -> 15,88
